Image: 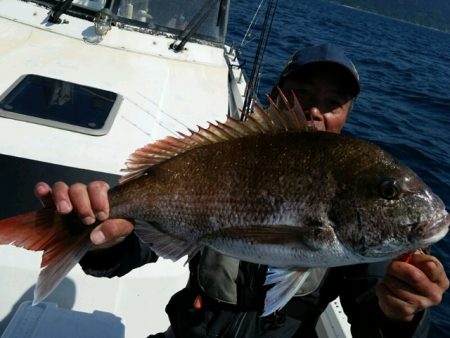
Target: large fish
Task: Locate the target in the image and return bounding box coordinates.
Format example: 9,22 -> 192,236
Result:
0,93 -> 448,316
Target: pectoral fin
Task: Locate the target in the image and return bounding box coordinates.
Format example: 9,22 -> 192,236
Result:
263,267 -> 311,316
201,224 -> 335,250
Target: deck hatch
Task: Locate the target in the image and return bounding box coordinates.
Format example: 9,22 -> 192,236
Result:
0,74 -> 122,136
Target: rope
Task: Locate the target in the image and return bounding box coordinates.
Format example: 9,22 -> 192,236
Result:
242,0 -> 278,118
240,0 -> 266,47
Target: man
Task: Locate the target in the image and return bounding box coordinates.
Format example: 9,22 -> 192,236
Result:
35,43 -> 448,337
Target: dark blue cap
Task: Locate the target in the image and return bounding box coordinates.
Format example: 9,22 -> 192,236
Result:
278,43 -> 360,98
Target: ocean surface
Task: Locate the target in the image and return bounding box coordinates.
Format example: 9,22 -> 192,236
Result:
227,0 -> 450,336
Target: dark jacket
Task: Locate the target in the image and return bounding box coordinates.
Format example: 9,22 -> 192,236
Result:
79,233 -> 429,338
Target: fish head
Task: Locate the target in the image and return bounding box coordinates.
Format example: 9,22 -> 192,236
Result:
329,149 -> 449,261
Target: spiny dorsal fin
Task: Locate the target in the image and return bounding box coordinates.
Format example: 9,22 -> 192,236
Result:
119,88 -> 311,184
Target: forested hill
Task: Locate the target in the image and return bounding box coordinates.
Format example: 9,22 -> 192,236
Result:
333,0 -> 450,32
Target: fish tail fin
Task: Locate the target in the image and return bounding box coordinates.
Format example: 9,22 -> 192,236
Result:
0,208 -> 92,304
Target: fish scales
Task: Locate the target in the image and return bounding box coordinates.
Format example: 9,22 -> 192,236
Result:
108,132 -> 346,236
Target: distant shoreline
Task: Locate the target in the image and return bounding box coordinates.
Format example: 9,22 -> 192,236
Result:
331,1 -> 450,34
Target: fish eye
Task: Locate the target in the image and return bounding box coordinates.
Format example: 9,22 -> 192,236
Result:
378,178 -> 401,200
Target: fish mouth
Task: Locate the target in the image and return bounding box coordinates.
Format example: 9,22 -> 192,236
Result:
409,212 -> 450,245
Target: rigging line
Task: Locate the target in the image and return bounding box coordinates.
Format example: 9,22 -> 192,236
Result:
241,0 -> 278,119
254,71 -> 262,102
240,0 -> 266,48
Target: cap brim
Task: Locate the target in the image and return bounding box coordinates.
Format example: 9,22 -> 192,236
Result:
276,61 -> 360,98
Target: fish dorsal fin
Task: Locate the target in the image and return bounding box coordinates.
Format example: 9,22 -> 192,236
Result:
120,88 -> 310,184
257,88 -> 309,131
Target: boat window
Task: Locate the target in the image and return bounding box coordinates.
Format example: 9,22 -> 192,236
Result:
112,0 -> 229,44
0,75 -> 122,136
72,0 -> 108,11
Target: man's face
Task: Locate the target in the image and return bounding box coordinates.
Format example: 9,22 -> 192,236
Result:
277,68 -> 354,134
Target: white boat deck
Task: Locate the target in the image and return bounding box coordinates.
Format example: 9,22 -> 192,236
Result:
0,246 -> 189,337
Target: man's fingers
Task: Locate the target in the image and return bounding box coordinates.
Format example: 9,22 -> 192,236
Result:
52,181 -> 72,214
34,182 -> 54,207
67,183 -> 95,224
376,283 -> 416,321
389,257 -> 448,301
87,181 -> 110,221
378,257 -> 449,322
381,274 -> 434,310
387,260 -> 444,306
90,219 -> 134,248
388,261 -> 434,293
382,274 -> 417,297
47,181 -> 111,226
35,180 -> 132,250
409,253 -> 448,287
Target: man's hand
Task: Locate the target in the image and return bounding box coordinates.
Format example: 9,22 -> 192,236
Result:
376,250 -> 449,321
34,181 -> 134,249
